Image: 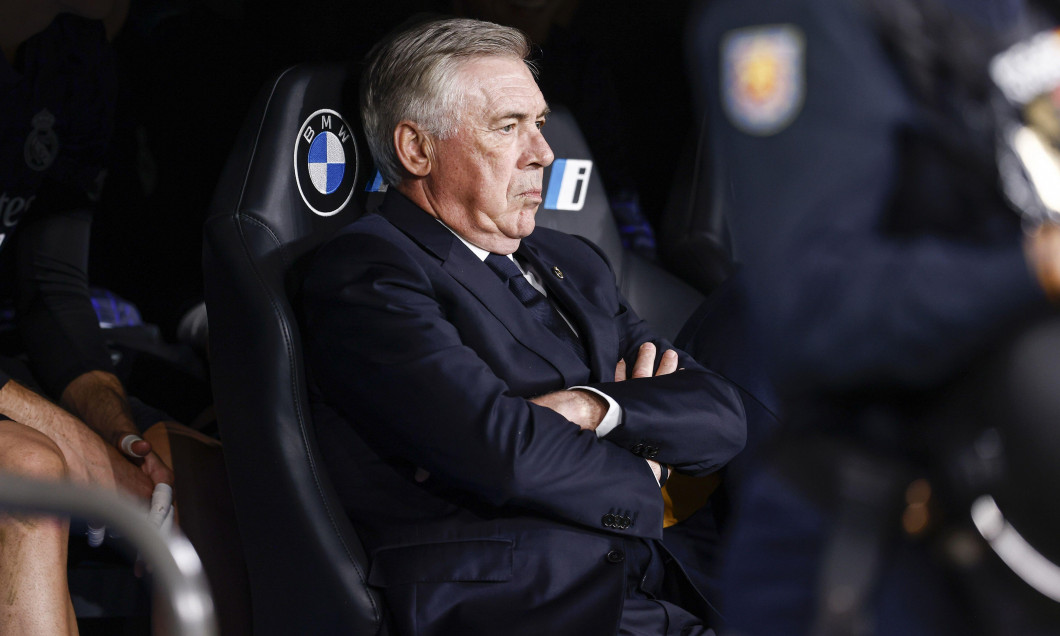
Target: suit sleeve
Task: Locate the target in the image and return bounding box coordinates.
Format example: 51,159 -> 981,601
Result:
697,0 -> 1044,394
304,231 -> 668,539
15,17 -> 117,398
565,236 -> 747,476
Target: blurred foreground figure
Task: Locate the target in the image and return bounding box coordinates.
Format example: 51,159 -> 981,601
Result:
692,0 -> 1060,633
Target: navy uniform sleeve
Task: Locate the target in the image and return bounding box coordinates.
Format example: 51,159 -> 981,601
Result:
17,205 -> 113,398
697,0 -> 1046,393
15,17 -> 117,397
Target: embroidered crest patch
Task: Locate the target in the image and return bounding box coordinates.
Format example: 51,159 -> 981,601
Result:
25,109 -> 60,171
721,25 -> 805,136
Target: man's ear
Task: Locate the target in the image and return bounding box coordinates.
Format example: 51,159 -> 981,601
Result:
394,121 -> 432,178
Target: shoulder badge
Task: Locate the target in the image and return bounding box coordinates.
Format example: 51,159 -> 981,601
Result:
721,24 -> 805,136
294,109 -> 358,216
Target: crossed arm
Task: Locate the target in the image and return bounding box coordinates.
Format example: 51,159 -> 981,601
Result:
305,230 -> 745,535
530,342 -> 678,483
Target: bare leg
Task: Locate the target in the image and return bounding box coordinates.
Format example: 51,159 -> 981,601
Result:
0,420 -> 77,636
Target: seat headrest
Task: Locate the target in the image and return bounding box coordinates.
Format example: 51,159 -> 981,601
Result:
536,106 -> 625,269
208,62 -> 373,268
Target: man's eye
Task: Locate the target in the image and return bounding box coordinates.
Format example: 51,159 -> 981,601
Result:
535,120 -> 545,130
501,124 -> 515,133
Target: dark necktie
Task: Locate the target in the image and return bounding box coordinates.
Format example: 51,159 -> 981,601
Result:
484,253 -> 588,365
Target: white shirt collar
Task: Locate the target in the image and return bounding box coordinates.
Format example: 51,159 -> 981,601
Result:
436,218 -> 517,265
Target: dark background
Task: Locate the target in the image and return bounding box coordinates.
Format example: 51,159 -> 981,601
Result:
89,0 -> 697,339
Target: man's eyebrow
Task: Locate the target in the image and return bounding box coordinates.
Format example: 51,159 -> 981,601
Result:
494,106 -> 552,122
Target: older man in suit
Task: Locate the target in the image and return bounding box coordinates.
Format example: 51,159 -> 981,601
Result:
303,17 -> 746,636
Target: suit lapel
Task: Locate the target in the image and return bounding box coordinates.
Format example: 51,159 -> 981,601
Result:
518,238 -> 617,381
379,192 -> 589,384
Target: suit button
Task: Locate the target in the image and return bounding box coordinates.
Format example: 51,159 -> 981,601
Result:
646,447 -> 659,459
606,550 -> 624,564
602,514 -> 615,528
618,516 -> 631,529
631,443 -> 644,455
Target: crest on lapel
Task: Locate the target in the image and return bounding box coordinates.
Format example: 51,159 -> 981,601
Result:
721,24 -> 805,136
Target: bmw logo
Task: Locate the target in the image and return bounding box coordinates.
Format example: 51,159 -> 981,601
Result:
294,109 -> 358,217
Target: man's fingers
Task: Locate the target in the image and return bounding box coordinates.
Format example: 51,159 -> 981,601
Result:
1027,223 -> 1060,301
120,434 -> 150,459
141,452 -> 175,488
148,483 -> 173,529
614,359 -> 627,382
631,343 -> 656,378
657,349 -> 679,376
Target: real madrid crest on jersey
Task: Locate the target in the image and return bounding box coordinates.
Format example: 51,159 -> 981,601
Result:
25,109 -> 60,171
294,109 -> 358,216
722,25 -> 805,136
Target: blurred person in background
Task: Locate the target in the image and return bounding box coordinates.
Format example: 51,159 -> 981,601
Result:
690,0 -> 1060,633
1,1 -> 243,633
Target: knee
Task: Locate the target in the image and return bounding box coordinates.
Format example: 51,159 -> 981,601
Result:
0,434 -> 68,483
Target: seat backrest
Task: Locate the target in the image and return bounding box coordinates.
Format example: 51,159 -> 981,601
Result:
657,113 -> 735,297
202,63 -> 388,635
537,107 -> 705,341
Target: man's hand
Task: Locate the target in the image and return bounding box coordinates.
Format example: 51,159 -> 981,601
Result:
530,342 -> 681,436
1026,222 -> 1060,301
616,343 -> 678,487
530,389 -> 608,431
647,459 -> 664,483
614,342 -> 679,381
60,371 -> 174,492
0,379 -> 154,499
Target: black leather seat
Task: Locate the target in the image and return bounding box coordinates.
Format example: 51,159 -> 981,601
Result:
202,62 -> 707,636
657,114 -> 735,297
537,106 -> 705,340
202,63 -> 388,636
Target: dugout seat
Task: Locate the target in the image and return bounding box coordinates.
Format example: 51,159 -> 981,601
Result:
657,114 -> 735,297
202,63 -> 389,635
202,62 -> 709,636
537,107 -> 705,340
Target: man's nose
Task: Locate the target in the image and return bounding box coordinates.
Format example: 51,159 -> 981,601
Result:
525,127 -> 554,168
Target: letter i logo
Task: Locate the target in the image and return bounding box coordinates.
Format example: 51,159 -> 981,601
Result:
544,159 -> 593,211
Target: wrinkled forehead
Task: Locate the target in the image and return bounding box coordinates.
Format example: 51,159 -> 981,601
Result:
452,55 -> 547,120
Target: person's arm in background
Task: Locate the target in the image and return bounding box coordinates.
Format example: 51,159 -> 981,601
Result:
16,12 -> 172,494
0,377 -> 153,497
17,203 -> 174,494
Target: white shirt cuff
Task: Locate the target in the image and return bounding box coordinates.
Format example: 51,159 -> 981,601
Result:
570,386 -> 621,438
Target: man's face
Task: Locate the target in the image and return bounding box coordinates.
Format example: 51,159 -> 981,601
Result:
423,55 -> 554,254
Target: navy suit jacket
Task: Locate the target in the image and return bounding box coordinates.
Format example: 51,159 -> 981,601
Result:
303,191 -> 746,636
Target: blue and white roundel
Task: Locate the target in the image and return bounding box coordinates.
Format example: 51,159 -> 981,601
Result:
307,131 -> 345,194
294,108 -> 358,217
